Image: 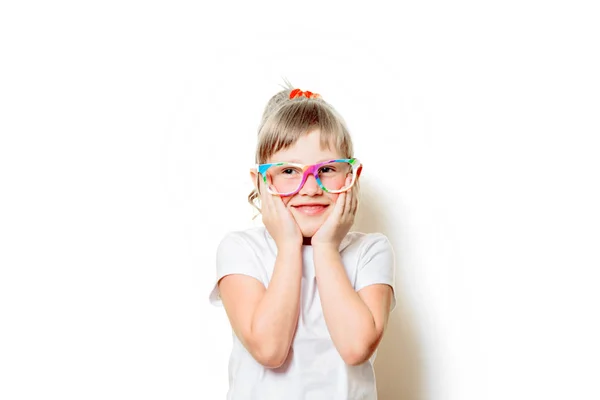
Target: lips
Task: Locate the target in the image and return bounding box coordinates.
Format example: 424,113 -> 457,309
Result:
292,204 -> 329,216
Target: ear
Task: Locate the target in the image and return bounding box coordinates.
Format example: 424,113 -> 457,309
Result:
250,169 -> 261,193
356,165 -> 363,178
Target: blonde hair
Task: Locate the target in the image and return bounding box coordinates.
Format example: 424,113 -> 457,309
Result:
248,81 -> 357,215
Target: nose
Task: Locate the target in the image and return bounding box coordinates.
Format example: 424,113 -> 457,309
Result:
299,173 -> 322,195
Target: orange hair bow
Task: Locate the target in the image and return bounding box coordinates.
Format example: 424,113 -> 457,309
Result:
289,88 -> 321,100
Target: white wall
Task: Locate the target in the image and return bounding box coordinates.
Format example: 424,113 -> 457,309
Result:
1,1 -> 599,399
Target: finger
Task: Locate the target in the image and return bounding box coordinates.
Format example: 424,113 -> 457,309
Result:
344,177 -> 353,217
271,191 -> 287,212
328,188 -> 343,219
276,194 -> 302,224
349,178 -> 358,216
259,179 -> 273,215
269,189 -> 295,222
339,176 -> 352,219
257,178 -> 265,204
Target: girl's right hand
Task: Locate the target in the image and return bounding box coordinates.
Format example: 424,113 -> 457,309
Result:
259,181 -> 303,250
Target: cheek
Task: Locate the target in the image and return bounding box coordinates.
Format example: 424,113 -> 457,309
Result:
281,196 -> 292,207
329,193 -> 340,204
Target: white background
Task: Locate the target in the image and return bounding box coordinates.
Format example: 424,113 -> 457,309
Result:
1,1 -> 599,399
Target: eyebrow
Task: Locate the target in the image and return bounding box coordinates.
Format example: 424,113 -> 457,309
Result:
287,158 -> 336,164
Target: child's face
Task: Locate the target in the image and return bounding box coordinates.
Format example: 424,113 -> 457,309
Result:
257,129 -> 346,238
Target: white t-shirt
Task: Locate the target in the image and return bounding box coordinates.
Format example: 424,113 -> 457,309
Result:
209,226 -> 396,400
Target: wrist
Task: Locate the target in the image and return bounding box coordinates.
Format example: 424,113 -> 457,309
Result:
312,244 -> 343,273
276,242 -> 302,255
269,230 -> 302,251
311,234 -> 344,250
311,242 -> 340,255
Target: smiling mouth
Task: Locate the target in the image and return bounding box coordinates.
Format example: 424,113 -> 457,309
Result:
293,205 -> 329,216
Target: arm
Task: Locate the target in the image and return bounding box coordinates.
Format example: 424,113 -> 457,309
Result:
313,244 -> 393,366
218,244 -> 302,368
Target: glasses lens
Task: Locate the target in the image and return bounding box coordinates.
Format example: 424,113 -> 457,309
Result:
265,164 -> 304,195
318,161 -> 355,192
264,161 -> 356,195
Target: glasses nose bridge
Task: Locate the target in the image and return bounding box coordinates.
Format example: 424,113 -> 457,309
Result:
301,163 -> 323,183
299,163 -> 322,192
302,163 -> 318,177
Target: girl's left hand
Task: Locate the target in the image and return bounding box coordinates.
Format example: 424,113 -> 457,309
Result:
311,176 -> 358,249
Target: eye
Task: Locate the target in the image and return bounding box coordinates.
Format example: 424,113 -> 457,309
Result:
282,168 -> 297,175
319,166 -> 336,174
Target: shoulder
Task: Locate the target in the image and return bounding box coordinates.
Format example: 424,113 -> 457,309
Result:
217,226 -> 274,257
343,231 -> 394,259
211,227 -> 272,306
347,232 -> 396,303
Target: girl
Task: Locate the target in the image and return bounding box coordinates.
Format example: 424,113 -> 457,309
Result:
209,83 -> 396,400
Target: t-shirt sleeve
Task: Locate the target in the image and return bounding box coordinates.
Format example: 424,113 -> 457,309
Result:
355,233 -> 397,312
208,232 -> 265,307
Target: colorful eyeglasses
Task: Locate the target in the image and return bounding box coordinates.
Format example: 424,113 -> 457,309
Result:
254,158 -> 362,197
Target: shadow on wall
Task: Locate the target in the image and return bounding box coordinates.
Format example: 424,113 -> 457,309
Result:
353,179 -> 425,400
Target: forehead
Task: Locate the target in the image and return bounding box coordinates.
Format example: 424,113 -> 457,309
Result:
268,129 -> 342,164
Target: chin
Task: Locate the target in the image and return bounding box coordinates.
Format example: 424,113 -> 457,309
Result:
299,225 -> 319,238
291,210 -> 328,238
